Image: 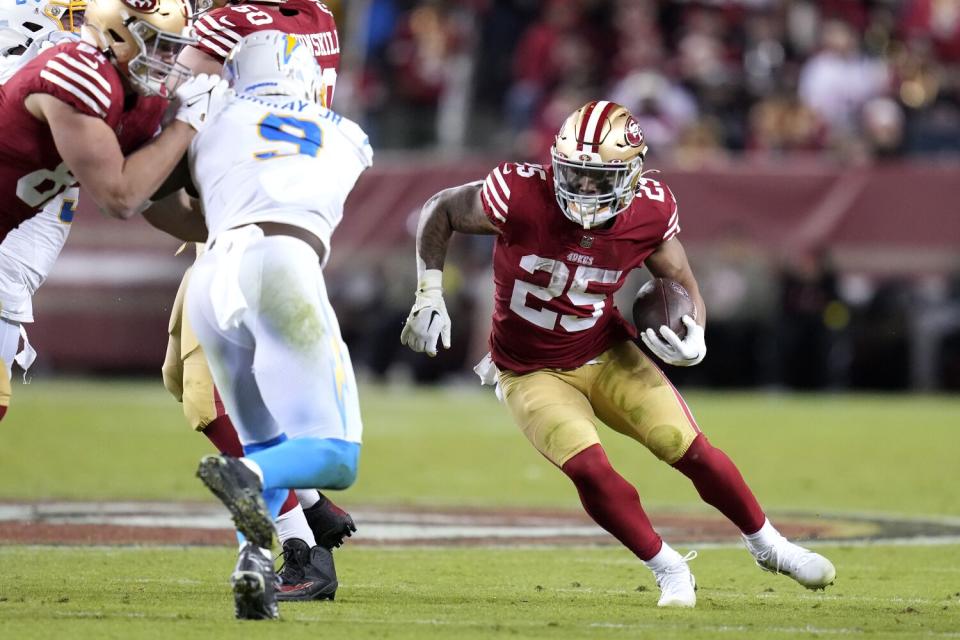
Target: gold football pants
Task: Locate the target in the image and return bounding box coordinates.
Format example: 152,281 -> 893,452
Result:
498,341 -> 700,467
162,265 -> 218,431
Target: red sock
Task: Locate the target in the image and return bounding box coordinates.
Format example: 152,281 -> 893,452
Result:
561,444 -> 663,561
672,433 -> 766,534
202,415 -> 244,457
279,489 -> 299,516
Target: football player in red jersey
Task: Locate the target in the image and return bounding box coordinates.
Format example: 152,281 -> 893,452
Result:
0,0 -> 223,410
0,0 -> 224,237
153,0 -> 352,603
402,101 -> 837,608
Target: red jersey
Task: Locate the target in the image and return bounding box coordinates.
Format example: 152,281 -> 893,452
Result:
193,0 -> 340,106
479,163 -> 680,373
0,40 -> 166,241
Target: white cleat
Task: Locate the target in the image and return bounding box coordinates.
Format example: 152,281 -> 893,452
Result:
651,550 -> 698,608
747,536 -> 836,590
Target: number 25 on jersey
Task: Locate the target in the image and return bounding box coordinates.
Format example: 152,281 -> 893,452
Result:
511,254 -> 621,333
254,114 -> 322,160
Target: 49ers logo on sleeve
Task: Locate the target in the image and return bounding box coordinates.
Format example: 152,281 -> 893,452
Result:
624,116 -> 644,147
121,0 -> 158,12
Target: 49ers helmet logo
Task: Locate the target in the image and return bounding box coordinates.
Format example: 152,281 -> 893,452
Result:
121,0 -> 159,12
625,116 -> 644,146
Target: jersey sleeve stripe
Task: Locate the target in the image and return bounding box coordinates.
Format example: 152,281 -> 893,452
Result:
491,167 -> 510,198
39,70 -> 106,116
45,60 -> 111,110
484,174 -> 509,214
194,35 -> 231,59
662,219 -> 680,240
55,53 -> 111,93
194,18 -> 240,46
481,181 -> 507,222
193,22 -> 237,56
665,209 -> 678,229
199,15 -> 242,44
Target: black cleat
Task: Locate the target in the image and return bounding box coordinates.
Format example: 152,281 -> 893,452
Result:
196,455 -> 275,549
276,538 -> 338,602
304,494 -> 356,549
232,542 -> 279,620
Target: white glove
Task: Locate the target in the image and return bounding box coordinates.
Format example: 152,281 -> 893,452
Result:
174,73 -> 230,132
640,315 -> 706,367
400,270 -> 451,357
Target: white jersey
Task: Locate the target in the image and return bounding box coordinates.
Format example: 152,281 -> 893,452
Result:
190,93 -> 373,266
0,30 -> 79,322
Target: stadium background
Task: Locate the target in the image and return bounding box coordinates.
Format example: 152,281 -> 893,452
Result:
33,0 -> 960,391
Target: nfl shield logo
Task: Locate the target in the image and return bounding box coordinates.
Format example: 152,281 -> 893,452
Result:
580,234 -> 594,248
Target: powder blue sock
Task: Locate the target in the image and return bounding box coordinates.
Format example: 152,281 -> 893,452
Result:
243,434 -> 293,519
246,437 -> 360,491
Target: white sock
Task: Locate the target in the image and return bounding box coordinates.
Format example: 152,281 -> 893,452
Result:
742,518 -> 781,551
275,504 -> 317,547
296,489 -> 321,510
643,541 -> 683,572
239,457 -> 265,484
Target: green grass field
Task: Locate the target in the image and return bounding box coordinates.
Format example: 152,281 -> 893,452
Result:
1,379 -> 959,638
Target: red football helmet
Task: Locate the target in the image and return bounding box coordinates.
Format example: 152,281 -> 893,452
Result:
551,100 -> 648,229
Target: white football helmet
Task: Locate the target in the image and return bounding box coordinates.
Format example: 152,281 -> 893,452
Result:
0,0 -> 85,56
551,100 -> 648,229
223,30 -> 323,103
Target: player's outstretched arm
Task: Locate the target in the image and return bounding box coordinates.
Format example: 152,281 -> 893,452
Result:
416,182 -> 500,271
26,93 -> 195,219
402,182 -> 499,356
642,237 -> 708,366
25,74 -> 228,220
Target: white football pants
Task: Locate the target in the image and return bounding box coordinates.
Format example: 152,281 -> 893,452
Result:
185,228 -> 362,447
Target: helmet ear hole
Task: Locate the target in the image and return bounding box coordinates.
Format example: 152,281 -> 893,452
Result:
107,28 -> 124,43
23,22 -> 45,33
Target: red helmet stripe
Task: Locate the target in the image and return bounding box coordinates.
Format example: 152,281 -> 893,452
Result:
576,100 -> 599,151
583,101 -> 616,152
580,100 -> 616,153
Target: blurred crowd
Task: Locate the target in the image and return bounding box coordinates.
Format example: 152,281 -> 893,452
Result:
344,0 -> 960,162
316,0 -> 960,390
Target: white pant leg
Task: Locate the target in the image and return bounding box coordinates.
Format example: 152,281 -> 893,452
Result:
187,233 -> 362,445
0,189 -> 76,323
0,318 -> 21,378
186,244 -> 281,446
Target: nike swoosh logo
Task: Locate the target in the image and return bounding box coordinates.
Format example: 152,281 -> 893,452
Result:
184,95 -> 206,108
426,311 -> 440,331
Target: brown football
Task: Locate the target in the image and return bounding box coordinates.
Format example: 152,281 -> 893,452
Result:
632,278 -> 696,339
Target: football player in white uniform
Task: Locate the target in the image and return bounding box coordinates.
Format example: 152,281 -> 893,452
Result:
147,0 -> 355,604
0,0 -> 84,418
184,30 -> 371,620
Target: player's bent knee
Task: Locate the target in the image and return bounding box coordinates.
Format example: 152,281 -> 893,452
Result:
183,390 -> 216,431
646,423 -> 697,465
308,438 -> 360,490
181,361 -> 217,431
